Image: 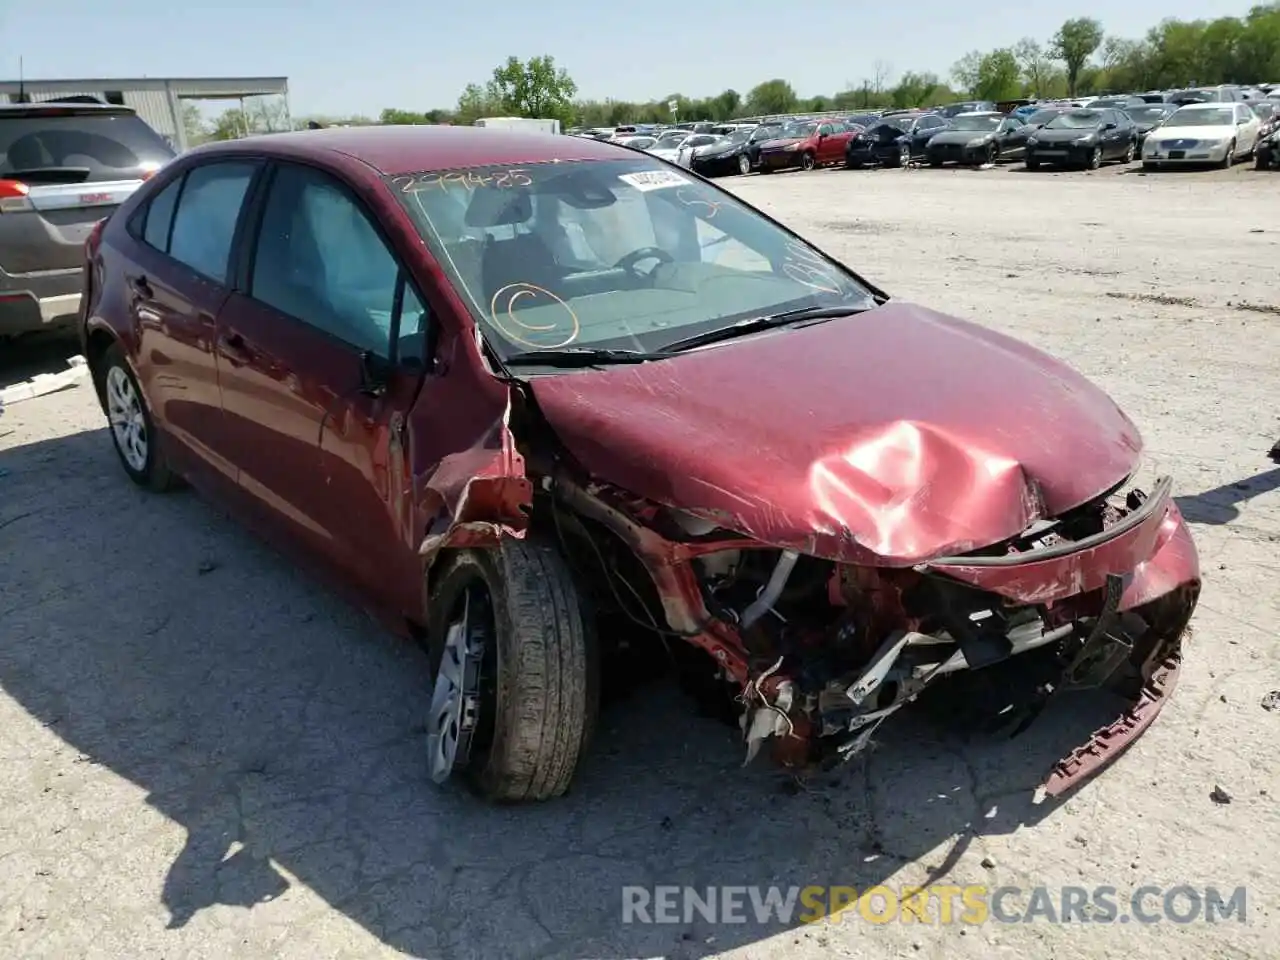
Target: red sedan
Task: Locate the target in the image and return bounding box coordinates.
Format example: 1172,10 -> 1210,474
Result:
80,126 -> 1200,803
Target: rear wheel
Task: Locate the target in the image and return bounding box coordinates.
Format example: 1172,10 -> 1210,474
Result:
426,539 -> 598,803
1087,145 -> 1103,170
99,343 -> 180,492
1122,140 -> 1136,163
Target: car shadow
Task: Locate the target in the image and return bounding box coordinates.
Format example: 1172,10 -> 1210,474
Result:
0,426 -> 1130,959
0,333 -> 83,393
1175,467 -> 1280,525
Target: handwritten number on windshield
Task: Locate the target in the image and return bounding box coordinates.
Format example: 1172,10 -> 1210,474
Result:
391,170 -> 533,193
782,240 -> 843,295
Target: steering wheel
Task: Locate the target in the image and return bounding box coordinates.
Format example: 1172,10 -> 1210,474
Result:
614,246 -> 675,279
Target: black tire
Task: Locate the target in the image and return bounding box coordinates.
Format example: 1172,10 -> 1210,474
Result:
896,143 -> 910,168
1026,158 -> 1040,171
427,539 -> 598,803
1087,145 -> 1102,170
1257,153 -> 1269,171
760,165 -> 774,174
800,151 -> 816,171
844,158 -> 861,169
98,342 -> 180,493
737,153 -> 751,175
1122,140 -> 1136,164
928,156 -> 943,167
1218,142 -> 1235,169
1142,160 -> 1158,171
984,143 -> 997,166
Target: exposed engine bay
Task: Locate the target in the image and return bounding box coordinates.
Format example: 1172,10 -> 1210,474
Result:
538,469 -> 1199,797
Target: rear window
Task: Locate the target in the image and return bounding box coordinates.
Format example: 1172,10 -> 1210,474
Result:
0,108 -> 176,185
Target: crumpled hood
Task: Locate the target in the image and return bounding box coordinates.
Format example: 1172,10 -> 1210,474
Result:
759,137 -> 805,150
530,301 -> 1142,565
1148,123 -> 1235,142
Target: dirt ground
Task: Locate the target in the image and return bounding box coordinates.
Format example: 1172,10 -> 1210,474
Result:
1,161 -> 1278,960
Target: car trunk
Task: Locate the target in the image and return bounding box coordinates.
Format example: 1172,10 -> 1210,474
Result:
0,106 -> 175,274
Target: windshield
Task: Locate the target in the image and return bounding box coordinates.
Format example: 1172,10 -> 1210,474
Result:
1128,106 -> 1172,122
1025,108 -> 1064,126
722,129 -> 752,144
950,114 -> 1002,132
750,125 -> 780,142
1168,106 -> 1236,126
653,132 -> 687,148
780,121 -> 819,138
0,108 -> 175,183
1045,110 -> 1104,129
388,159 -> 875,361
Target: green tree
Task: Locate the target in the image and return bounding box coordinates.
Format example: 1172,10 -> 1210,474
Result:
711,88 -> 742,118
484,55 -> 578,125
890,71 -> 943,108
1051,17 -> 1105,95
744,78 -> 798,115
1013,38 -> 1055,96
456,82 -> 502,124
181,103 -> 207,145
951,51 -> 983,95
972,49 -> 1022,101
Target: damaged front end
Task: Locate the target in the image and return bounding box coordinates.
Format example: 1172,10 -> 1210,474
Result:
547,469 -> 1200,798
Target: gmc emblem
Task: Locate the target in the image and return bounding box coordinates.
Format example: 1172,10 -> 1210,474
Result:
79,192 -> 113,205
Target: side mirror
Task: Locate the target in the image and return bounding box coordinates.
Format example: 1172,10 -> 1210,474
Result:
1103,122 -> 1118,130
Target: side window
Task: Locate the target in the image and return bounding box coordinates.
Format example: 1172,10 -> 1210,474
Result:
818,123 -> 834,136
250,163 -> 425,359
167,162 -> 257,283
141,174 -> 184,252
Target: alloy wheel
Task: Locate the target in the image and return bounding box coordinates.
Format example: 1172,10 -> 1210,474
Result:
105,365 -> 148,473
427,584 -> 491,783
738,153 -> 751,175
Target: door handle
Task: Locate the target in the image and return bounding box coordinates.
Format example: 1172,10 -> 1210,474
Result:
130,275 -> 153,298
220,331 -> 253,364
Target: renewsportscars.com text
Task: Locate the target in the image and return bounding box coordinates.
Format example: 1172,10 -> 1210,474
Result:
621,884 -> 1248,926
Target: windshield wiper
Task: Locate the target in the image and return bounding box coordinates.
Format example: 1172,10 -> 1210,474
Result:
659,305 -> 868,354
503,347 -> 671,368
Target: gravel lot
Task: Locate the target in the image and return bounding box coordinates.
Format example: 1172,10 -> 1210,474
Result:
2,161 -> 1278,960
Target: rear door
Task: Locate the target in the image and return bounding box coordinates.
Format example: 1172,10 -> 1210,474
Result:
216,161 -> 429,614
0,105 -> 176,277
114,159 -> 262,488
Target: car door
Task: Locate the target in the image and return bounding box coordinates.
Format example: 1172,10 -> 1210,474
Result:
924,116 -> 950,153
216,160 -> 429,614
1236,104 -> 1259,152
998,118 -> 1026,157
118,159 -> 261,489
819,122 -> 839,162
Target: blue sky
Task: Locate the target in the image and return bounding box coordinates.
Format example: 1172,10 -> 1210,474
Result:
0,0 -> 1259,117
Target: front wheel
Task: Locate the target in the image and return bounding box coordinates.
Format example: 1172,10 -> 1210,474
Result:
426,539 -> 598,803
897,143 -> 910,168
800,151 -> 816,171
1122,141 -> 1136,163
737,153 -> 751,175
1087,145 -> 1102,170
99,343 -> 180,492
1218,141 -> 1235,169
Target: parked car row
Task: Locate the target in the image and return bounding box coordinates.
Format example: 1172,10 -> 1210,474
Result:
611,92 -> 1280,178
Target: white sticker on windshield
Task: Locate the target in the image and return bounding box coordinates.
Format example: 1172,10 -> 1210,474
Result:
619,170 -> 691,192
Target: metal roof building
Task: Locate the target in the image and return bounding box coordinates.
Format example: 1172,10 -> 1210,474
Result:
0,76 -> 291,150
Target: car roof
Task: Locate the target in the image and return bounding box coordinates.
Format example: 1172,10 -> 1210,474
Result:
1174,101 -> 1231,110
955,111 -> 1003,117
188,125 -> 632,175
0,101 -> 136,116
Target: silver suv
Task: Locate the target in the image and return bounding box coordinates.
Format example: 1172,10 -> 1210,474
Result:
1,101 -> 176,339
